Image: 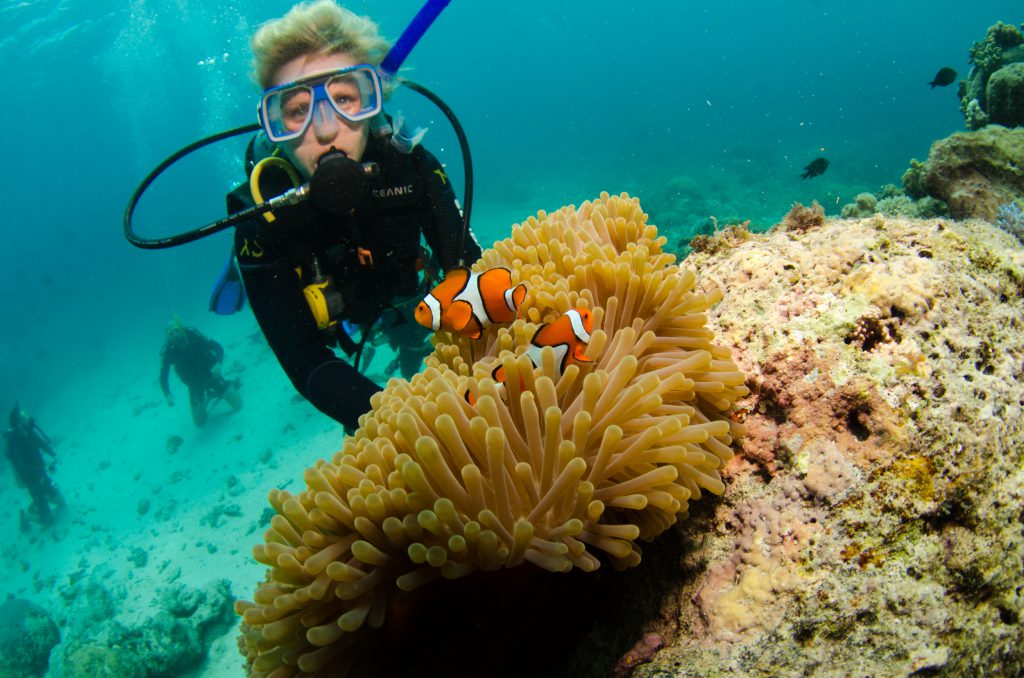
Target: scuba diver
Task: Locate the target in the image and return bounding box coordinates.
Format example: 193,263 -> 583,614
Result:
227,0 -> 480,430
125,0 -> 480,432
3,405 -> 65,528
160,320 -> 243,427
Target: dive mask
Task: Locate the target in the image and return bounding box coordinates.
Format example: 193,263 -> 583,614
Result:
258,64 -> 383,143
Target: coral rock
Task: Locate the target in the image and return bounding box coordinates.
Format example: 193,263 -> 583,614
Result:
633,214 -> 1024,677
841,192 -> 878,218
0,599 -> 59,678
922,125 -> 1024,220
960,22 -> 1024,129
986,62 -> 1024,128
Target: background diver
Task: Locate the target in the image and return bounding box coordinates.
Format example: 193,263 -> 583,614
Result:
3,404 -> 65,528
160,320 -> 243,427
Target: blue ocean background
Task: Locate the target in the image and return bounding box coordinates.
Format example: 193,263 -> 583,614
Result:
2,0 -> 1019,411
0,4 -> 1020,672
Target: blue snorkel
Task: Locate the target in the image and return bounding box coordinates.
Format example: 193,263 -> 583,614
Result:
379,0 -> 474,264
125,0 -> 471,255
380,0 -> 451,78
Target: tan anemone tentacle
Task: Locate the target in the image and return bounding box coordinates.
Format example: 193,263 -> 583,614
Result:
238,192 -> 748,675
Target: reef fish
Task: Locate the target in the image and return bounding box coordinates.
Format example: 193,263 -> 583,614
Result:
414,266 -> 527,339
467,308 -> 594,404
800,157 -> 830,180
928,67 -> 957,89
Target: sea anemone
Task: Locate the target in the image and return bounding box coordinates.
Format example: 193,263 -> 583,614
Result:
236,192 -> 747,676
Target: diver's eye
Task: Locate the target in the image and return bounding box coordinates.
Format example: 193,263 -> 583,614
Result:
327,77 -> 362,114
284,102 -> 309,120
279,89 -> 312,130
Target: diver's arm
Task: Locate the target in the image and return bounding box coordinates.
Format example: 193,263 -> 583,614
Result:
159,350 -> 172,399
31,423 -> 53,452
235,229 -> 380,430
37,432 -> 56,459
413,146 -> 482,270
304,360 -> 381,431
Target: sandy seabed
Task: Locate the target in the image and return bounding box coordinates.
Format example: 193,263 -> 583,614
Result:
1,310 -> 369,676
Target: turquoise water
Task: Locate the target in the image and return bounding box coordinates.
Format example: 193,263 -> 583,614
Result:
1,3 -> 1021,674
0,0 -> 1018,440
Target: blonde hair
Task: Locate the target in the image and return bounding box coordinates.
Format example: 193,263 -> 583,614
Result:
251,0 -> 391,90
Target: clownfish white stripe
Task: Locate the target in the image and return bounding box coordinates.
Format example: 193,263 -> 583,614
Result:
567,309 -> 591,343
422,294 -> 442,330
453,273 -> 490,321
503,287 -> 518,314
525,343 -> 570,375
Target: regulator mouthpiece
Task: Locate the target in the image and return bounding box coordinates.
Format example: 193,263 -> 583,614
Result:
309,152 -> 379,215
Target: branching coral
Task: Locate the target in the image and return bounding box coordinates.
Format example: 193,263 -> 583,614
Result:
961,22 -> 1024,129
236,192 -> 748,676
847,306 -> 900,351
969,33 -> 1005,73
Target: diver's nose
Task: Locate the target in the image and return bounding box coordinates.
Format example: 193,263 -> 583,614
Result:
311,99 -> 340,142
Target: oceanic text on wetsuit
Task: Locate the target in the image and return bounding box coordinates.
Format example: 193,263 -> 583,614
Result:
372,184 -> 415,198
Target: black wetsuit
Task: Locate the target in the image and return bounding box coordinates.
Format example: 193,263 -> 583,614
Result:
160,327 -> 228,406
230,135 -> 482,430
3,421 -> 63,525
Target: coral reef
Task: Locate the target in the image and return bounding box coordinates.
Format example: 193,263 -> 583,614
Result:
918,125 -> 1024,220
876,194 -> 948,219
625,212 -> 1024,676
48,576 -> 235,678
986,62 -> 1024,128
778,200 -> 825,232
996,200 -> 1024,243
688,219 -> 751,256
840,192 -> 877,218
0,598 -> 60,677
844,184 -> 949,220
237,193 -> 748,675
901,159 -> 928,200
960,21 -> 1024,129
839,188 -> 946,221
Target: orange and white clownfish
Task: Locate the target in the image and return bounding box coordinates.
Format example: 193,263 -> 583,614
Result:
414,266 -> 527,339
467,308 -> 595,404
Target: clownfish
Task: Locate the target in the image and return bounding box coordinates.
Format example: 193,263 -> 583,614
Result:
467,308 -> 594,404
414,266 -> 527,339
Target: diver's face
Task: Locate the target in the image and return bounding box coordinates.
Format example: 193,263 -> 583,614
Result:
271,52 -> 370,178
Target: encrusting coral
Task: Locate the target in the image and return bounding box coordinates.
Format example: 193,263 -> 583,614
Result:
235,192 -> 747,676
629,212 -> 1024,676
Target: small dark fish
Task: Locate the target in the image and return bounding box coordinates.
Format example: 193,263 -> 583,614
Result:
928,67 -> 957,89
800,157 -> 829,180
